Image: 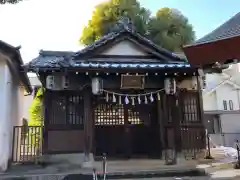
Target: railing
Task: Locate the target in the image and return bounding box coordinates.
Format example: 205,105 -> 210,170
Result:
12,126 -> 43,163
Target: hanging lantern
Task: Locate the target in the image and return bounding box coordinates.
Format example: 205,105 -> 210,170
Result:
191,76 -> 198,90
164,78 -> 170,94
92,77 -> 103,95
164,78 -> 176,95
170,78 -> 176,94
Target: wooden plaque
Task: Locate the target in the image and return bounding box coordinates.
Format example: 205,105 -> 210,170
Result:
121,75 -> 145,89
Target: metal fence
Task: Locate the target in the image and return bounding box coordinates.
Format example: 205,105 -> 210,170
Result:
12,126 -> 43,163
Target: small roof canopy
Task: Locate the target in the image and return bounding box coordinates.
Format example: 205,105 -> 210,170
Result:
184,12 -> 240,67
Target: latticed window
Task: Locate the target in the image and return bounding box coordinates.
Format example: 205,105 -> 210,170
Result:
181,92 -> 199,123
95,104 -> 124,125
48,92 -> 84,128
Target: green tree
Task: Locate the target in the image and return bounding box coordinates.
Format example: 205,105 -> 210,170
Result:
29,87 -> 44,126
80,0 -> 195,52
28,87 -> 44,148
0,0 -> 23,4
148,8 -> 195,52
80,0 -> 150,46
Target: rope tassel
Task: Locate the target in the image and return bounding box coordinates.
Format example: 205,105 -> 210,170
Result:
100,88 -> 164,105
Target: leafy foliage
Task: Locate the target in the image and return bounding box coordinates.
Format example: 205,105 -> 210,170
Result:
29,87 -> 44,126
80,0 -> 150,46
80,0 -> 195,52
0,0 -> 22,4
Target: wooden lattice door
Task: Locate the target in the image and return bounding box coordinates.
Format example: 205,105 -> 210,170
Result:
94,96 -> 160,158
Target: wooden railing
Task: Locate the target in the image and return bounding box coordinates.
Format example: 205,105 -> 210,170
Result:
12,126 -> 43,163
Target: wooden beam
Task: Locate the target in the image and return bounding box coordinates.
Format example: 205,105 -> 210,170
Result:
83,88 -> 93,158
157,92 -> 165,158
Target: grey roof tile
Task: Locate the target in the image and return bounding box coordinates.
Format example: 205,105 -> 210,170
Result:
193,12 -> 240,45
25,50 -> 74,69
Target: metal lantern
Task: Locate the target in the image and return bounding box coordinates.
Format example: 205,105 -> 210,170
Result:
191,76 -> 198,90
92,77 -> 103,95
164,78 -> 176,95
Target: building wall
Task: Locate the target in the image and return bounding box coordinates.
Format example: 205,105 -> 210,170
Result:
204,68 -> 240,146
204,73 -> 240,111
0,55 -> 24,171
203,92 -> 218,111
215,84 -> 240,110
209,114 -> 240,147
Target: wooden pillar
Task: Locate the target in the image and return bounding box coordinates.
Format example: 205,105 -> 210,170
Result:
197,76 -> 205,124
43,90 -> 50,154
157,92 -> 165,158
197,76 -> 207,148
83,88 -> 93,159
172,92 -> 182,153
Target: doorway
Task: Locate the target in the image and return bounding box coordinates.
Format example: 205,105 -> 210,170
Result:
94,97 -> 161,159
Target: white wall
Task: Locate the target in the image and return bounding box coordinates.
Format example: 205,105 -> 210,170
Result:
204,73 -> 240,111
203,92 -> 218,111
101,40 -> 148,56
216,84 -> 240,110
0,56 -> 24,171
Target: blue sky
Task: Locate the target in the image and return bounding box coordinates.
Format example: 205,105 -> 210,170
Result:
0,0 -> 239,63
140,0 -> 240,38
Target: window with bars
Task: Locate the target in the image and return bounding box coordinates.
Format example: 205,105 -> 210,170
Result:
223,100 -> 228,110
49,93 -> 84,128
229,100 -> 234,110
181,93 -> 199,123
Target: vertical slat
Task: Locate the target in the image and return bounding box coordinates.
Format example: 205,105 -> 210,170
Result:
12,126 -> 42,163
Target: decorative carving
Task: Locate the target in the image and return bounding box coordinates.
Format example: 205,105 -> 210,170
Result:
112,16 -> 136,33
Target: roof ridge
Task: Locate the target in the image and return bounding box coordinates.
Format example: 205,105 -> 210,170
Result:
39,50 -> 75,56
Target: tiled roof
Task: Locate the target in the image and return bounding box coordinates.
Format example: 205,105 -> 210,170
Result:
26,52 -> 190,70
192,12 -> 240,46
0,40 -> 32,93
25,50 -> 74,68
